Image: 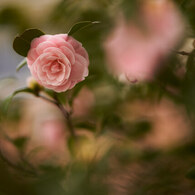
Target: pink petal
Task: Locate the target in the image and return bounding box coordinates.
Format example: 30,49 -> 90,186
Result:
36,41 -> 56,55
31,35 -> 52,48
67,36 -> 82,51
60,46 -> 75,64
70,61 -> 88,81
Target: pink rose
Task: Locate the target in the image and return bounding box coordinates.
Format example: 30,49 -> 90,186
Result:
104,0 -> 184,82
27,34 -> 89,92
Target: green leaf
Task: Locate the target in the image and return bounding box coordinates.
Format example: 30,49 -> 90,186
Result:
16,58 -> 27,71
43,88 -> 55,98
126,120 -> 152,139
13,136 -> 28,149
68,21 -> 100,36
13,28 -> 44,57
183,50 -> 195,112
55,92 -> 67,105
43,89 -> 67,105
186,166 -> 195,180
13,36 -> 30,57
75,121 -> 96,131
19,28 -> 45,43
121,0 -> 139,19
186,49 -> 195,75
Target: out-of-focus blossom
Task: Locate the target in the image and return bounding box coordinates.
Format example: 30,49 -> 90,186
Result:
121,98 -> 192,149
72,87 -> 95,117
39,119 -> 65,149
104,0 -> 185,82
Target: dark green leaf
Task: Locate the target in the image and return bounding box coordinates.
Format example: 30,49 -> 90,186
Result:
186,166 -> 195,180
20,28 -> 44,43
67,136 -> 75,155
55,92 -> 67,105
121,0 -> 139,19
16,58 -> 27,71
126,120 -> 152,139
13,36 -> 30,57
13,136 -> 28,149
68,21 -> 100,36
75,121 -> 96,131
183,50 -> 195,112
186,49 -> 195,74
13,28 -> 44,57
43,88 -> 56,99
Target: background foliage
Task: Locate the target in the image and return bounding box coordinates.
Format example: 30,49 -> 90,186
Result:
0,0 -> 195,194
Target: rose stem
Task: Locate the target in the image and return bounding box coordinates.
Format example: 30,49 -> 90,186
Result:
38,95 -> 76,137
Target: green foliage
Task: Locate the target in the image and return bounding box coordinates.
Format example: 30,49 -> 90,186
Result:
121,0 -> 139,20
183,50 -> 195,112
74,121 -> 96,132
0,5 -> 30,31
126,120 -> 152,139
174,0 -> 195,34
13,29 -> 45,57
13,136 -> 28,150
68,21 -> 100,36
186,166 -> 195,180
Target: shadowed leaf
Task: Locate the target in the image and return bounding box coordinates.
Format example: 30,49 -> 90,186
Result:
186,166 -> 195,180
13,137 -> 28,149
13,28 -> 44,57
68,21 -> 100,36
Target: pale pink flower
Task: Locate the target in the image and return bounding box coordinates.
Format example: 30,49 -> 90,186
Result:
40,119 -> 65,149
27,34 -> 89,92
104,0 -> 185,82
72,87 -> 95,117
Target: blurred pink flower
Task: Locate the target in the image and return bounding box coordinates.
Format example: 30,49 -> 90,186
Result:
27,34 -> 89,92
104,0 -> 185,82
72,87 -> 95,117
40,119 -> 65,149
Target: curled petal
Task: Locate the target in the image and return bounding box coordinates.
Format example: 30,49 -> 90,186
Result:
36,41 -> 56,55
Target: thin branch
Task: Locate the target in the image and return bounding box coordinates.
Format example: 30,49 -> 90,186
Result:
0,147 -> 37,176
38,95 -> 76,137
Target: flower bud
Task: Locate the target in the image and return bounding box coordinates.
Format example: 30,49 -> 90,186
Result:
27,76 -> 43,92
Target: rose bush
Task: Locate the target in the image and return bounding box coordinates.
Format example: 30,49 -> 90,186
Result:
27,34 -> 89,92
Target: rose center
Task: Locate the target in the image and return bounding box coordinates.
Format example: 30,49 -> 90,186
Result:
50,60 -> 62,73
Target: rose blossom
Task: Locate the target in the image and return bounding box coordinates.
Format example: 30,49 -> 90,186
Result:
104,0 -> 185,82
27,34 -> 89,92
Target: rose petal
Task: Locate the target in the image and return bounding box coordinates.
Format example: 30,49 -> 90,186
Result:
70,61 -> 88,81
36,41 -> 56,55
27,48 -> 39,63
31,35 -> 52,48
60,46 -> 75,64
